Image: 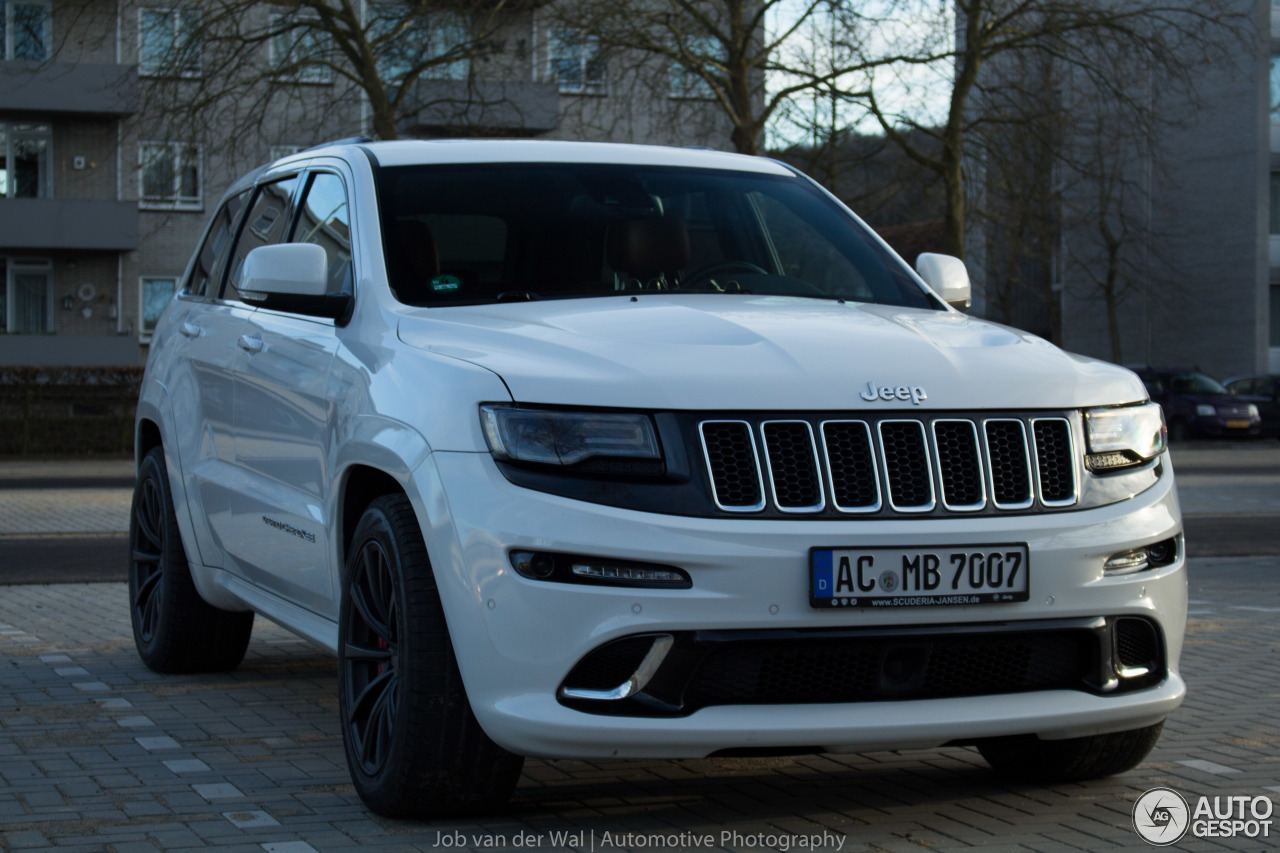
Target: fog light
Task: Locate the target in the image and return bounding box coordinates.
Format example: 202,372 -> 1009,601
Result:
1146,538 -> 1176,566
511,551 -> 556,579
1104,547 -> 1149,575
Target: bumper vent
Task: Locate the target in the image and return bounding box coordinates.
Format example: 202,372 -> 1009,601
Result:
699,413 -> 1078,517
558,617 -> 1164,717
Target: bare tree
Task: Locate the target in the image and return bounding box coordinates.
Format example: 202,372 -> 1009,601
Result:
135,0 -> 535,168
1055,57 -> 1173,364
547,0 -> 931,155
857,0 -> 1250,260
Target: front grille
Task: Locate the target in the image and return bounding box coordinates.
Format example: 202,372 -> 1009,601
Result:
762,421 -> 823,511
699,412 -> 1078,517
699,421 -> 764,511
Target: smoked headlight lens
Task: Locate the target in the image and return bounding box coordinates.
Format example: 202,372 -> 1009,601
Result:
480,404 -> 661,467
1084,403 -> 1166,471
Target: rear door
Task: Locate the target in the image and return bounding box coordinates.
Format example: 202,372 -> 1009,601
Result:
225,167 -> 352,613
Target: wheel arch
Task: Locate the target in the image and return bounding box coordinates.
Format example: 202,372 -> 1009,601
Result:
341,464 -> 407,565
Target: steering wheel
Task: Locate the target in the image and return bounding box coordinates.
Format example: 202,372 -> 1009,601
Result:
680,261 -> 769,291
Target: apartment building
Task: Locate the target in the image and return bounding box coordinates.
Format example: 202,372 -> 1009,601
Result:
967,0 -> 1273,379
0,1 -> 728,367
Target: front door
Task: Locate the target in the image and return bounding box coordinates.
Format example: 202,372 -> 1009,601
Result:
223,170 -> 352,613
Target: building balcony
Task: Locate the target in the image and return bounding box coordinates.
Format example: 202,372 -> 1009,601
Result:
0,199 -> 138,251
400,78 -> 559,136
0,61 -> 138,116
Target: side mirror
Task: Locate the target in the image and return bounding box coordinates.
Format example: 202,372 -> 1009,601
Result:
240,243 -> 352,321
915,253 -> 971,311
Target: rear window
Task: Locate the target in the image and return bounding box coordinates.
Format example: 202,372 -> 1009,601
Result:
375,163 -> 933,310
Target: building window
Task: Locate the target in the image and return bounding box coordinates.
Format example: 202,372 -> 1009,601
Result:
2,2 -> 50,60
139,277 -> 176,338
0,122 -> 51,198
139,142 -> 201,210
670,36 -> 721,99
1272,174 -> 1280,236
1272,284 -> 1280,348
1272,57 -> 1280,123
269,13 -> 332,83
549,29 -> 604,94
1,258 -> 52,334
370,4 -> 469,83
140,7 -> 200,77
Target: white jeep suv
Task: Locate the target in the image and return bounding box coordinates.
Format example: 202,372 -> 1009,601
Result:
131,139 -> 1184,817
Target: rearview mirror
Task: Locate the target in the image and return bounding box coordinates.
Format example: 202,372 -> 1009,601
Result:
240,243 -> 352,322
915,253 -> 971,311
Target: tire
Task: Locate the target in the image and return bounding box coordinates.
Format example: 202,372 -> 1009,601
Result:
977,721 -> 1164,783
338,494 -> 523,818
129,446 -> 254,673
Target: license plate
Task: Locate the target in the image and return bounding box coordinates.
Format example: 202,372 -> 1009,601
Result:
1227,419 -> 1251,429
810,545 -> 1029,608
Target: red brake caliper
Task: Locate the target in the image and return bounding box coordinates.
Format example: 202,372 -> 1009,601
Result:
376,636 -> 388,675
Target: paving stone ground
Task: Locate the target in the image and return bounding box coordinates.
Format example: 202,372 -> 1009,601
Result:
1,558 -> 1277,852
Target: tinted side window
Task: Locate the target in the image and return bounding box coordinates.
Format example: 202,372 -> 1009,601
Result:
225,175 -> 301,300
185,189 -> 251,297
291,172 -> 351,295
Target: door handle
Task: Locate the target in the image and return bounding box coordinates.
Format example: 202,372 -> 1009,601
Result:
237,335 -> 265,354
179,321 -> 201,338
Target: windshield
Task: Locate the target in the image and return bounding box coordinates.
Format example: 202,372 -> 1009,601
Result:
1165,372 -> 1228,395
375,163 -> 936,310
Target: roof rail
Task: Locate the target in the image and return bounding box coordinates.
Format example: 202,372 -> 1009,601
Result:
300,136 -> 376,153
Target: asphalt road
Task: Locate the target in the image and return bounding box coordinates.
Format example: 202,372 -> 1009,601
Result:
0,442 -> 1276,585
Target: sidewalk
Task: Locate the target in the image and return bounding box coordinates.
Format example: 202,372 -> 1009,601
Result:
0,458 -> 134,537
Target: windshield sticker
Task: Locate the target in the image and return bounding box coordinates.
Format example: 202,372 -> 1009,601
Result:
431,275 -> 461,292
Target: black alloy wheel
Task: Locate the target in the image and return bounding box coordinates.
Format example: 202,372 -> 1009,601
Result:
128,446 -> 254,673
342,537 -> 401,776
131,467 -> 167,645
338,494 -> 523,818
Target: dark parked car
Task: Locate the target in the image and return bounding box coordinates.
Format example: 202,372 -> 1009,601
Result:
1132,368 -> 1260,440
1224,374 -> 1280,438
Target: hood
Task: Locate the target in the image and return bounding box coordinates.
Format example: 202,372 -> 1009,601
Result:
397,295 -> 1147,411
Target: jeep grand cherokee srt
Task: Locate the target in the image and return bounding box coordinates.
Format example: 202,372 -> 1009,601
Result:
130,139 -> 1184,817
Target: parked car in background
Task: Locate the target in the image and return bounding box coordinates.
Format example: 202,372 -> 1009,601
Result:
1224,374 -> 1280,438
1131,367 -> 1260,440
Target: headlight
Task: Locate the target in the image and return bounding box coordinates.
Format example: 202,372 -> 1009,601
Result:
480,404 -> 662,469
1247,404 -> 1260,418
1084,403 -> 1166,472
1195,404 -> 1215,417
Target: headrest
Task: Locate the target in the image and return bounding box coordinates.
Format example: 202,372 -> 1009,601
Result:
394,219 -> 439,281
606,216 -> 691,274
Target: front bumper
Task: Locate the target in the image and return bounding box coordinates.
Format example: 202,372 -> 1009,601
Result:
415,450 -> 1186,759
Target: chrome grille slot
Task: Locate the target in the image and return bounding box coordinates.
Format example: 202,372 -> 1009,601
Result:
1032,418 -> 1077,506
932,419 -> 985,511
698,420 -> 765,512
983,419 -> 1034,509
821,420 -> 880,512
761,421 -> 824,512
877,420 -> 935,512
